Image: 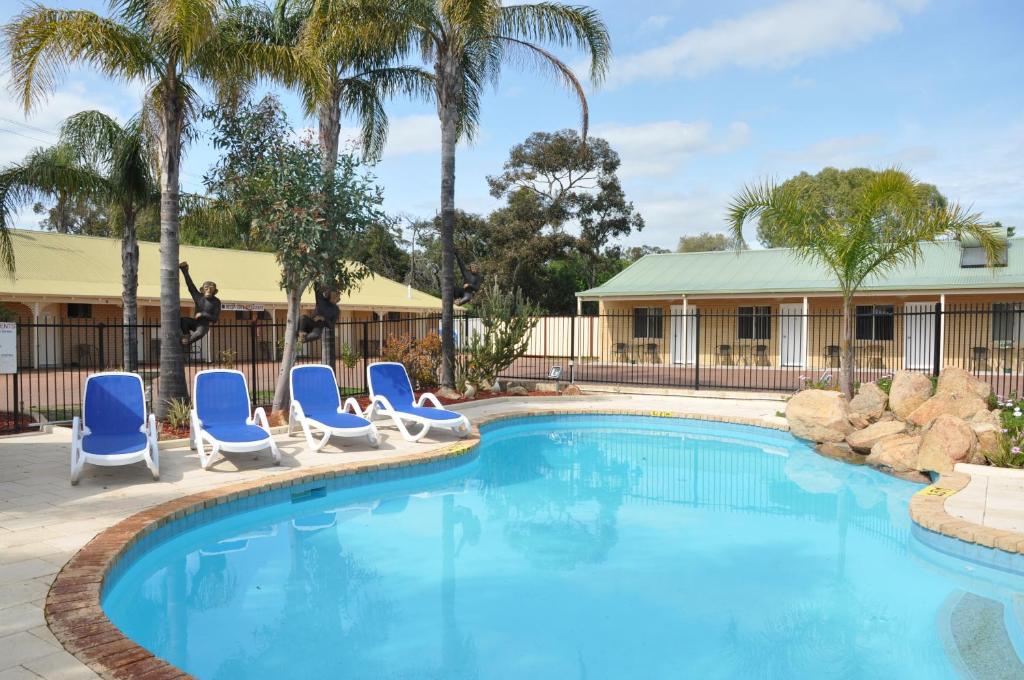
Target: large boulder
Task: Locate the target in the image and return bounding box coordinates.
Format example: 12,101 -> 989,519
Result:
906,392 -> 988,428
970,408 -> 1002,459
888,372 -> 933,419
785,389 -> 853,442
936,366 -> 991,400
846,420 -> 907,452
916,414 -> 977,474
866,435 -> 921,473
849,382 -> 888,420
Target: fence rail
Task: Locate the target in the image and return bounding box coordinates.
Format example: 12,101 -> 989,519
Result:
1,304 -> 1020,434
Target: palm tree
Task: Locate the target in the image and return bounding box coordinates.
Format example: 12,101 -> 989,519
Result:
308,0 -> 611,388
727,168 -> 1001,398
5,0 -> 317,417
0,110 -> 157,370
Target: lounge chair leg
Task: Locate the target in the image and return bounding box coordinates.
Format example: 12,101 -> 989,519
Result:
367,429 -> 380,448
314,430 -> 331,452
70,444 -> 81,486
269,440 -> 281,465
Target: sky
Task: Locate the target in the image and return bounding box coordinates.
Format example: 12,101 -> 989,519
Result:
1,0 -> 1022,250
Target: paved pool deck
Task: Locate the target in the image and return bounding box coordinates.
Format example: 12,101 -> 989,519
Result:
0,391 -> 1021,678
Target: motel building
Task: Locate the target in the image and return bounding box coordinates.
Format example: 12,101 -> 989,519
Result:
0,229 -> 441,369
575,234 -> 1024,378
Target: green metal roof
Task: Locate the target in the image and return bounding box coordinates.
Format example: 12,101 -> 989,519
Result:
579,238 -> 1024,298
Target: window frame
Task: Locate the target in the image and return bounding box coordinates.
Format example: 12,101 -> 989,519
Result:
66,303 -> 92,319
737,305 -> 772,340
632,307 -> 664,339
855,304 -> 895,341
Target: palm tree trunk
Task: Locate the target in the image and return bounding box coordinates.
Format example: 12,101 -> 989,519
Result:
155,78 -> 187,419
272,286 -> 303,413
437,63 -> 459,389
121,201 -> 139,372
317,85 -> 341,367
840,294 -> 855,399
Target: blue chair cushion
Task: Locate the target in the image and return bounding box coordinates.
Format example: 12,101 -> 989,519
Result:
400,406 -> 463,422
82,431 -> 148,456
292,366 -> 341,411
305,410 -> 371,430
195,372 -> 251,426
203,423 -> 270,444
368,363 -> 415,410
84,374 -> 145,435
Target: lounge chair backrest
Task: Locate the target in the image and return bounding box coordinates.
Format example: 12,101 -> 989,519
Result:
369,362 -> 415,409
195,371 -> 250,426
292,365 -> 340,411
84,373 -> 145,434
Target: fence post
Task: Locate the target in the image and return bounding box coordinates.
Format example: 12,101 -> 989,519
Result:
249,321 -> 259,403
932,302 -> 942,377
361,321 -> 369,394
694,310 -> 701,391
96,323 -> 105,370
569,309 -> 576,384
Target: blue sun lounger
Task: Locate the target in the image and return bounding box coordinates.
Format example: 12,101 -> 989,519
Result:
289,364 -> 379,451
190,369 -> 280,470
365,362 -> 470,442
70,372 -> 159,485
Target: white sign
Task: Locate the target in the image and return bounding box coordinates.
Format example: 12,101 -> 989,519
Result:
221,303 -> 266,312
0,323 -> 16,374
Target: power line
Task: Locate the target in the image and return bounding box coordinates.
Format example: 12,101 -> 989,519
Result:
0,117 -> 57,137
0,126 -> 55,145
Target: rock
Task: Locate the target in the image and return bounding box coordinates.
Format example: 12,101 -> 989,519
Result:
848,413 -> 871,430
508,385 -> 529,396
463,384 -> 477,399
562,384 -> 583,396
969,409 -> 1002,460
816,442 -> 865,464
866,434 -> 921,473
916,414 -> 977,474
891,469 -> 933,484
936,366 -> 991,400
846,420 -> 907,452
849,382 -> 888,420
437,387 -> 462,400
888,371 -> 934,419
491,380 -> 502,392
878,411 -> 897,422
785,389 -> 853,443
906,392 -> 988,427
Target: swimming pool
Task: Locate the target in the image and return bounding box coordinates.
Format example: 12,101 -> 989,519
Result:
103,414 -> 1024,679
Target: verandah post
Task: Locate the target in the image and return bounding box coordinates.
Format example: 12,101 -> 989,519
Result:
249,320 -> 259,404
694,310 -> 701,391
932,302 -> 942,377
569,308 -> 576,384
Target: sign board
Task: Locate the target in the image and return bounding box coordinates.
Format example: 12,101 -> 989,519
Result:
548,365 -> 563,380
0,322 -> 16,374
221,303 -> 266,312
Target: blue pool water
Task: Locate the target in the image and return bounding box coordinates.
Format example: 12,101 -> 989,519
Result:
103,415 -> 1024,679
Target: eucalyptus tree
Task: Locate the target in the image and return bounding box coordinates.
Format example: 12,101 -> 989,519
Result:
308,0 -> 611,388
728,168 -> 1000,398
5,0 -> 317,416
0,110 -> 157,369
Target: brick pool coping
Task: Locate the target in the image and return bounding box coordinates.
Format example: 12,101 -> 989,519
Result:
44,408 -> 1022,679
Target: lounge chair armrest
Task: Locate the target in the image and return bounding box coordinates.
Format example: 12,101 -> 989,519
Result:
416,392 -> 444,409
291,400 -> 307,421
252,407 -> 271,431
148,413 -> 159,440
365,394 -> 394,417
72,416 -> 81,441
341,397 -> 362,415
191,409 -> 202,431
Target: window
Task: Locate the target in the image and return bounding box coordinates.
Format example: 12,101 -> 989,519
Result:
992,303 -> 1023,343
386,311 -> 401,321
633,307 -> 663,339
67,303 -> 92,319
855,305 -> 894,341
234,310 -> 249,321
738,306 -> 771,340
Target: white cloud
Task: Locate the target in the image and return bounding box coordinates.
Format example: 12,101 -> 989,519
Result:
610,0 -> 925,86
340,114 -> 440,158
623,189 -> 732,248
596,119 -> 751,178
640,15 -> 672,32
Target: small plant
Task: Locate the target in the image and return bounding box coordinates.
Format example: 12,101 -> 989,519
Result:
220,348 -> 237,368
987,396 -> 1024,468
382,332 -> 442,389
0,304 -> 16,322
875,374 -> 894,394
798,373 -> 835,391
464,282 -> 540,389
339,342 -> 360,369
164,398 -> 191,431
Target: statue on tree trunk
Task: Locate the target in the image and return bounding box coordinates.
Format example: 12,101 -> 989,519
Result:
298,285 -> 340,343
178,262 -> 221,346
454,252 -> 482,306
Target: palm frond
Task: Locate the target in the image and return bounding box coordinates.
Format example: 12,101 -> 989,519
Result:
497,2 -> 610,83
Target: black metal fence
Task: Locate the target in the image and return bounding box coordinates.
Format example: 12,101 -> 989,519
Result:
1,304 -> 1020,434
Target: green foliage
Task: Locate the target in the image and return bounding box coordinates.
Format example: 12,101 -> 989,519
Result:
981,398 -> 1024,468
464,282 -> 540,389
163,398 -> 191,431
677,232 -> 746,253
219,348 -> 237,369
339,343 -> 360,369
876,375 -> 893,395
0,305 -> 16,322
798,374 -> 836,391
382,332 -> 442,389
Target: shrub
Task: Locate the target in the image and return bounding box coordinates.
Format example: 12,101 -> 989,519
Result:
382,332 -> 442,389
339,343 -> 360,369
219,348 -> 237,369
798,374 -> 835,391
464,282 -> 539,389
987,396 -> 1024,468
875,374 -> 893,394
164,398 -> 191,431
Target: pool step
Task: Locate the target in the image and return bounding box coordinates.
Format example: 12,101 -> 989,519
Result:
940,590 -> 1024,679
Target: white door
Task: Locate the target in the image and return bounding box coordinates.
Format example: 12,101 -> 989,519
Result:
904,302 -> 936,370
35,313 -> 62,368
670,305 -> 697,364
779,303 -> 804,367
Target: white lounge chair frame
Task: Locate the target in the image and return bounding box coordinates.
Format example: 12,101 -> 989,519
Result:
70,372 -> 159,485
288,365 -> 379,451
190,369 -> 281,470
364,362 -> 471,442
